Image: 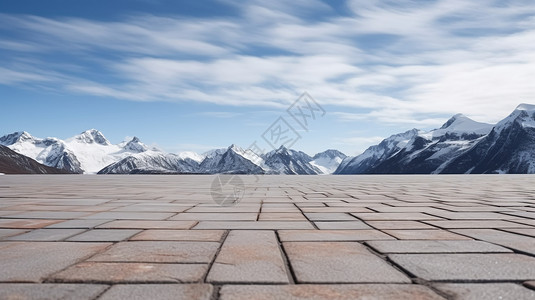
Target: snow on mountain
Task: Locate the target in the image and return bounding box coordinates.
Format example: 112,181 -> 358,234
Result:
176,151 -> 205,163
199,144 -> 265,174
0,129 -> 152,174
0,145 -> 72,174
335,129 -> 420,174
310,149 -> 347,174
98,150 -> 200,174
442,103 -> 535,174
336,113 -> 495,174
263,146 -> 320,175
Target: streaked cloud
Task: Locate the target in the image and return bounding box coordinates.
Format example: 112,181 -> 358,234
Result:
1,0 -> 534,126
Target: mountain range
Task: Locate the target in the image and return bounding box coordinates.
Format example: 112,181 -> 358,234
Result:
1,103 -> 535,175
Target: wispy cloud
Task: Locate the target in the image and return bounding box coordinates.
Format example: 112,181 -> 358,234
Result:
1,0 -> 534,124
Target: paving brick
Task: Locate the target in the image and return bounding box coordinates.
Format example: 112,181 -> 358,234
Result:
424,220 -> 530,229
300,207 -> 372,213
390,253 -> 535,281
194,221 -> 314,230
97,220 -> 196,229
0,242 -> 110,282
283,242 -> 410,283
279,230 -> 393,241
82,212 -> 174,220
6,211 -> 92,219
368,240 -> 512,253
383,229 -> 471,240
314,221 -> 371,230
352,212 -> 440,221
219,284 -> 446,300
67,229 -> 141,242
304,213 -> 358,221
258,213 -> 307,221
45,219 -> 111,229
98,284 -> 213,300
502,228 -> 535,237
6,228 -> 86,241
207,230 -> 289,283
52,262 -> 208,283
0,219 -> 62,229
170,213 -> 258,221
452,229 -> 535,255
89,241 -> 219,263
131,230 -> 225,241
365,221 -> 436,230
0,228 -> 27,239
0,284 -> 108,300
433,283 -> 535,300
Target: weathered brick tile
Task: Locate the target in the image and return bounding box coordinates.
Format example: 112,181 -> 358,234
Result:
98,284 -> 213,300
207,230 -> 289,283
452,229 -> 535,255
304,213 -> 358,221
67,229 -> 141,242
283,242 -> 410,283
170,213 -> 257,221
0,284 -> 108,300
383,229 -> 471,240
366,221 -> 436,230
6,229 -> 86,241
368,240 -> 511,253
352,212 -> 441,221
82,212 -> 174,220
258,213 -> 307,221
314,221 -> 371,230
52,262 -> 208,283
97,220 -> 196,229
88,241 -> 219,263
194,221 -> 313,230
0,242 -> 110,282
46,219 -> 111,229
0,229 -> 27,239
131,230 -> 224,242
219,284 -> 446,300
0,219 -> 62,229
279,230 -> 393,241
424,220 -> 530,229
390,253 -> 535,281
433,283 -> 535,300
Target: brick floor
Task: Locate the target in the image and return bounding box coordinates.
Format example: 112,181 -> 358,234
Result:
1,175 -> 535,298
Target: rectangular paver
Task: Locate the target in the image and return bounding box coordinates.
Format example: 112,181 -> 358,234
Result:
283,242 -> 410,283
207,230 -> 289,283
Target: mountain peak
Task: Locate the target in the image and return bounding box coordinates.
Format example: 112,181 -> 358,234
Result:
440,113 -> 469,129
74,129 -> 110,145
516,103 -> 535,112
0,131 -> 35,146
123,136 -> 148,153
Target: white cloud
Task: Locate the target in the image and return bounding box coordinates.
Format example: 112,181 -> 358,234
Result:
1,0 -> 535,125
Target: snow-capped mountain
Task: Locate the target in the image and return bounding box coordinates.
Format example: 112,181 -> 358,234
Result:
442,104 -> 535,174
0,145 -> 71,174
336,129 -> 420,174
199,144 -> 265,174
98,150 -> 200,174
310,149 -> 347,174
0,129 -> 152,174
263,146 -> 321,175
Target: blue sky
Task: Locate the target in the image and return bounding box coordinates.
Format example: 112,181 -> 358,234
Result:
1,0 -> 534,156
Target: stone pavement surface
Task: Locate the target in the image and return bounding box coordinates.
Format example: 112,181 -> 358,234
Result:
1,175 -> 535,299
